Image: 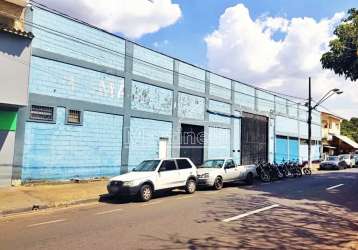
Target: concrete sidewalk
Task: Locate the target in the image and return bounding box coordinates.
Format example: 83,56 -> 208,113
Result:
0,164 -> 321,217
0,180 -> 108,216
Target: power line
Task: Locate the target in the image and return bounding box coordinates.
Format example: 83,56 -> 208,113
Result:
1,7 -> 310,112
6,4 -> 308,102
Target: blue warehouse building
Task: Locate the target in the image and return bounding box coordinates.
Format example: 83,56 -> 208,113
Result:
11,4 -> 322,183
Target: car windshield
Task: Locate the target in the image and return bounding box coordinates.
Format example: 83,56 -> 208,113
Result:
133,160 -> 160,172
327,156 -> 338,161
199,160 -> 225,168
340,155 -> 349,159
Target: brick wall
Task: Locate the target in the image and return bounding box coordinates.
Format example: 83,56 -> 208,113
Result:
32,7 -> 125,70
128,118 -> 172,170
30,57 -> 125,107
133,45 -> 173,84
178,62 -> 205,93
22,108 -> 123,181
178,93 -> 205,120
131,81 -> 173,115
209,73 -> 231,100
208,127 -> 231,159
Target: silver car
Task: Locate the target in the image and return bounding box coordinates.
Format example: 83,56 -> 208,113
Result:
319,156 -> 347,170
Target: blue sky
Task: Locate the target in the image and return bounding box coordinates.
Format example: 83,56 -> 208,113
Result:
138,0 -> 357,68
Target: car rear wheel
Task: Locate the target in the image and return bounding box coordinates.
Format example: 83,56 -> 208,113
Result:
139,184 -> 153,202
245,173 -> 254,185
213,177 -> 223,190
185,179 -> 196,194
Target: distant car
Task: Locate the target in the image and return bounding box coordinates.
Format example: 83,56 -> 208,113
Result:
319,156 -> 347,170
107,158 -> 197,201
339,154 -> 353,168
197,158 -> 257,190
353,154 -> 358,167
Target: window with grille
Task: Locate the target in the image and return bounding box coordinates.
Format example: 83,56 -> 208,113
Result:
67,109 -> 81,125
29,105 -> 54,122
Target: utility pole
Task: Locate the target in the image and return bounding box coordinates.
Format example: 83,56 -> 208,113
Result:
308,77 -> 312,168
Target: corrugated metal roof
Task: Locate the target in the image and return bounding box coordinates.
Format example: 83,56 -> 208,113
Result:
0,24 -> 34,39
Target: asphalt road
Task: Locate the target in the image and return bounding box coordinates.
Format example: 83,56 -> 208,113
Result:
1,169 -> 358,250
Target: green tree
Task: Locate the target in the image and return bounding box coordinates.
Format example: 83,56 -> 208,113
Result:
321,8 -> 358,81
341,117 -> 358,142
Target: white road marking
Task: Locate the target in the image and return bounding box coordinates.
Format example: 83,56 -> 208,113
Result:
95,208 -> 123,215
175,195 -> 194,200
222,204 -> 280,222
140,201 -> 162,207
27,219 -> 66,228
203,192 -> 219,195
326,184 -> 344,190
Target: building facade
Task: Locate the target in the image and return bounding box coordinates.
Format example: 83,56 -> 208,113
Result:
321,112 -> 358,155
0,0 -> 33,186
9,4 -> 322,184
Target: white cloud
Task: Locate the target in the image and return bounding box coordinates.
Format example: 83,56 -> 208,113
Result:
205,4 -> 357,119
35,0 -> 182,39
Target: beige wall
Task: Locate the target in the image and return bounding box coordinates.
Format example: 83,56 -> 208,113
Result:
321,113 -> 342,141
0,131 -> 15,187
0,0 -> 26,30
0,32 -> 31,107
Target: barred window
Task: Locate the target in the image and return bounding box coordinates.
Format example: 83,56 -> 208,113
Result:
67,109 -> 81,125
30,105 -> 54,121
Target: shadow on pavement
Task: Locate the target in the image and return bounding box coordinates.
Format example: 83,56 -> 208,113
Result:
98,189 -> 188,204
140,170 -> 358,250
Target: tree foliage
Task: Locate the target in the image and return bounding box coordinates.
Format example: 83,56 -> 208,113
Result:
341,117 -> 358,142
321,8 -> 358,81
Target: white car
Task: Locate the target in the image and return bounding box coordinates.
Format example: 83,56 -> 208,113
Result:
107,158 -> 197,201
197,158 -> 257,190
339,154 -> 353,168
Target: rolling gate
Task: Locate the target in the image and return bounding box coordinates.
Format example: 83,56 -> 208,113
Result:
240,112 -> 268,165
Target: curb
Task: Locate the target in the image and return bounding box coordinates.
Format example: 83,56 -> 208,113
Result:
0,197 -> 100,218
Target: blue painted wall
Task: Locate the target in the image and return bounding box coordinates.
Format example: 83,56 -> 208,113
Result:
275,97 -> 287,115
30,57 -> 125,107
131,81 -> 173,115
233,118 -> 241,163
288,138 -> 299,161
275,136 -> 288,163
128,118 -> 172,170
209,73 -> 231,100
32,7 -> 125,70
257,90 -> 275,113
133,45 -> 173,84
208,100 -> 231,124
208,127 -> 231,159
178,93 -> 205,120
22,108 -> 123,181
288,101 -> 298,118
269,118 -> 275,163
178,62 -> 205,93
276,116 -> 299,137
234,82 -> 255,110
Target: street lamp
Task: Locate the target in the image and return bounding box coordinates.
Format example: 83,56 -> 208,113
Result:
306,77 -> 343,168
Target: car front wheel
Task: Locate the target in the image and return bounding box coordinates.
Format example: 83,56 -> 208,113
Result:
213,177 -> 223,190
139,184 -> 153,202
185,179 -> 197,194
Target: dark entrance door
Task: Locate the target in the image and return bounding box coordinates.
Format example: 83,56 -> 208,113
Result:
180,124 -> 204,166
241,112 -> 268,165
